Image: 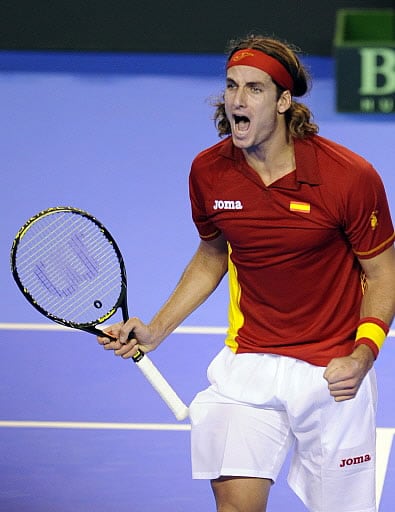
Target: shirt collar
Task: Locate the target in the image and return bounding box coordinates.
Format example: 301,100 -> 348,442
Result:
219,136 -> 322,187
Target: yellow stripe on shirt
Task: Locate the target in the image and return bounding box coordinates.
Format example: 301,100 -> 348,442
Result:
225,243 -> 244,352
354,232 -> 395,257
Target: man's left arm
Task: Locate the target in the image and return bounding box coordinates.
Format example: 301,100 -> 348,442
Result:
324,245 -> 395,401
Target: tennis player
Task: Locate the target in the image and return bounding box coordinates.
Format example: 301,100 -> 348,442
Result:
98,34 -> 395,512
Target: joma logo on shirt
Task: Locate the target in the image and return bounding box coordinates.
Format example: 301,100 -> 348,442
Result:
339,454 -> 371,467
213,199 -> 243,210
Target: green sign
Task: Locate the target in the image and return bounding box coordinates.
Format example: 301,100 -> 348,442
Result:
334,9 -> 395,113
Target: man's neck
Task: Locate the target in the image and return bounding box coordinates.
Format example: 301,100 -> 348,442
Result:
243,137 -> 295,186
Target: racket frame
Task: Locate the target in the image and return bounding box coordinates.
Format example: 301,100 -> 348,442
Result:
10,206 -> 188,420
11,206 -> 128,336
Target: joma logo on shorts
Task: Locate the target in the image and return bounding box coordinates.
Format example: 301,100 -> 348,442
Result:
213,199 -> 243,210
339,454 -> 371,467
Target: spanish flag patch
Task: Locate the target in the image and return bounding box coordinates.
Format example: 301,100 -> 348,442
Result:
290,201 -> 311,213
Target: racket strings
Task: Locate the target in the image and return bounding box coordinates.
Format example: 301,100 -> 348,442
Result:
14,211 -> 124,325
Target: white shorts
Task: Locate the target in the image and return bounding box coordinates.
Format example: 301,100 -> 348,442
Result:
189,347 -> 377,512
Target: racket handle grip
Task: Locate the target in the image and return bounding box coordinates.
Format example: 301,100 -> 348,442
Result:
133,354 -> 189,421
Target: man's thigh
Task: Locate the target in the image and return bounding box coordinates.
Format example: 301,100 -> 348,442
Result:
211,476 -> 272,512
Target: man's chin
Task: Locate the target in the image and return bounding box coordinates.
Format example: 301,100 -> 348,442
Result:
231,134 -> 251,149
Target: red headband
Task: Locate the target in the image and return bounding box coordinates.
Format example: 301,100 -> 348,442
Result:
227,49 -> 294,93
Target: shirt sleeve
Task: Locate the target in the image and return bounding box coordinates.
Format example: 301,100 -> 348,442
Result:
342,163 -> 394,259
188,160 -> 222,241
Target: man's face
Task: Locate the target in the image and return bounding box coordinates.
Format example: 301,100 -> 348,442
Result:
224,65 -> 286,151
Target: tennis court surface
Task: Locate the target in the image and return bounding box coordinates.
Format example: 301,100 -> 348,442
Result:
1,51 -> 394,511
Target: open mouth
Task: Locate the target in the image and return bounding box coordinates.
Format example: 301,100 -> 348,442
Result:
234,115 -> 250,132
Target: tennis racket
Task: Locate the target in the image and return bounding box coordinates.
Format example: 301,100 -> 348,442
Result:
10,206 -> 189,421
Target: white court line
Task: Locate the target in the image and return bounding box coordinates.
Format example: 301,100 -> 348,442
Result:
0,322 -> 228,335
0,420 -> 190,431
0,322 -> 393,337
376,427 -> 395,507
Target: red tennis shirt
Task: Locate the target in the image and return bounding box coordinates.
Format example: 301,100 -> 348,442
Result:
189,135 -> 395,366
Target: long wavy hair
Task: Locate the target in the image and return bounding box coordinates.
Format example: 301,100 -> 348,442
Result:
214,34 -> 319,139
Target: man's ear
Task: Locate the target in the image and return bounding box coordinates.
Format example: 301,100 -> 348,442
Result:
277,90 -> 292,114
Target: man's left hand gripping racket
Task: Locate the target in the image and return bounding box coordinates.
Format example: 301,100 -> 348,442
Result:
10,206 -> 189,421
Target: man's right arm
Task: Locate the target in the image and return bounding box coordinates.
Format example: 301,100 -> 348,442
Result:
98,234 -> 228,358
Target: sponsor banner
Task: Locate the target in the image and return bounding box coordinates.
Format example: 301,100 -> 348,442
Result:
336,46 -> 395,113
334,9 -> 395,113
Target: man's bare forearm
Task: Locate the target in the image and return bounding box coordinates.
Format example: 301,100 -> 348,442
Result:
148,238 -> 228,343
